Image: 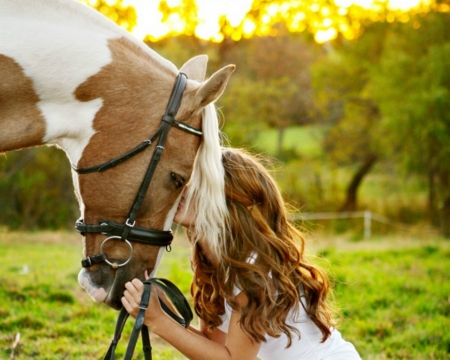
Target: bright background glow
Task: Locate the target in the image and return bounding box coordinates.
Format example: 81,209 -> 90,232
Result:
122,0 -> 432,43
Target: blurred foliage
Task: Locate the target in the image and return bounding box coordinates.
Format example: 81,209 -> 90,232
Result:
218,35 -> 319,156
154,0 -> 446,43
78,0 -> 137,31
0,148 -> 78,230
368,12 -> 450,225
311,11 -> 450,230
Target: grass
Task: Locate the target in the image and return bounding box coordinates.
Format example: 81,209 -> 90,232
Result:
0,231 -> 190,360
0,230 -> 449,359
254,125 -> 325,158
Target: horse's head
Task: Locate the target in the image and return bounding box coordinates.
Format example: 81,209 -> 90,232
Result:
73,44 -> 234,309
0,0 -> 233,309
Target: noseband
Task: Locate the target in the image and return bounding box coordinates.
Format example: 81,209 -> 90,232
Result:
73,73 -> 202,269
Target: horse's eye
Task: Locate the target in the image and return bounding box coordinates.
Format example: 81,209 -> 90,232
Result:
170,172 -> 185,189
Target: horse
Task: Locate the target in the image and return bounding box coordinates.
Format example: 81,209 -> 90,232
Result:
0,0 -> 234,310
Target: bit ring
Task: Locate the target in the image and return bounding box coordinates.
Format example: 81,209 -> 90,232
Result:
100,236 -> 133,268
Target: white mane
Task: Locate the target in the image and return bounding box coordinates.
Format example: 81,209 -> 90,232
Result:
184,104 -> 229,253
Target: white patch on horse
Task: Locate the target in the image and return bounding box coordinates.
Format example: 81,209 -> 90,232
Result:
144,197 -> 181,278
148,247 -> 166,279
164,192 -> 183,231
0,19 -> 109,163
78,268 -> 108,303
0,0 -> 176,163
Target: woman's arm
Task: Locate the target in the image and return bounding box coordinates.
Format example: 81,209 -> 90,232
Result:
199,319 -> 227,344
122,279 -> 261,360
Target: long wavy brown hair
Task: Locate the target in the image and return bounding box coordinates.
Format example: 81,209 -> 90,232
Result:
190,148 -> 337,345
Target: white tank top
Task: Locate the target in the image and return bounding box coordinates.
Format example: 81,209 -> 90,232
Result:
218,290 -> 361,360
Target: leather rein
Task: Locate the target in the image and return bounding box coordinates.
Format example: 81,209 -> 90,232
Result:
73,72 -> 202,269
103,278 -> 193,360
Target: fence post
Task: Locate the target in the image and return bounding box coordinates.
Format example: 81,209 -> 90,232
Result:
364,210 -> 372,238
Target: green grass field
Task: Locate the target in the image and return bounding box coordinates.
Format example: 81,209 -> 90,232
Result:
0,230 -> 449,359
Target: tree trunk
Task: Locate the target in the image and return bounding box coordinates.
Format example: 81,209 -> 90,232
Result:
340,154 -> 378,212
277,127 -> 286,157
439,172 -> 450,238
217,38 -> 235,68
441,196 -> 450,238
428,168 -> 440,226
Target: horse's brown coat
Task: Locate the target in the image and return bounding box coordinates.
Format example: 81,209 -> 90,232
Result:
0,55 -> 46,152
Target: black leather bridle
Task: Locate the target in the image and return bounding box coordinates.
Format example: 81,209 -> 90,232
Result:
73,73 -> 202,269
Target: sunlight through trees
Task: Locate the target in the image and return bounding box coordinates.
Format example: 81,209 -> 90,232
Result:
111,0 -> 449,43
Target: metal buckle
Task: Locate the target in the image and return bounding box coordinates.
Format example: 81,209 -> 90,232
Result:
125,218 -> 136,227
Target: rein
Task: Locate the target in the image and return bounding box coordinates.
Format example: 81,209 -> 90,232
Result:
73,73 -> 202,269
103,277 -> 193,360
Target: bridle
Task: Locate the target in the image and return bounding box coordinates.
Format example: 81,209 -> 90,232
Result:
73,73 -> 202,269
74,73 -> 198,359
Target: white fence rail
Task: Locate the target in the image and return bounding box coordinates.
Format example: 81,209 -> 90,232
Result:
291,210 -> 411,238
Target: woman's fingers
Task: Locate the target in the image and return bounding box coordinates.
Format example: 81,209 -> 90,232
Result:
121,279 -> 146,318
125,278 -> 143,298
121,295 -> 134,314
122,280 -> 168,328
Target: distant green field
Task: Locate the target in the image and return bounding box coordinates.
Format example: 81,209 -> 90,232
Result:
254,125 -> 325,157
0,231 -> 449,359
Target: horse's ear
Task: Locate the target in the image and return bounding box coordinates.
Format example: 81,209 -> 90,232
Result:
180,55 -> 209,82
193,64 -> 235,112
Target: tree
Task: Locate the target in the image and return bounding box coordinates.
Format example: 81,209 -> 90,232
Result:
218,35 -> 318,155
312,10 -> 450,233
311,23 -> 389,211
367,12 -> 450,236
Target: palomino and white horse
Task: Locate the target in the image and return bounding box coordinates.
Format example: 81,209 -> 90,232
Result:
0,0 -> 234,309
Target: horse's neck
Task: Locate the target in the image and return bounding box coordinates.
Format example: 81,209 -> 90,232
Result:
0,0 -> 176,164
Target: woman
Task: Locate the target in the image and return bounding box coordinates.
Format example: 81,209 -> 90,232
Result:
122,148 -> 361,360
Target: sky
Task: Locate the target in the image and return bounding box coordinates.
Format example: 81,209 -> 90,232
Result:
119,0 -> 431,43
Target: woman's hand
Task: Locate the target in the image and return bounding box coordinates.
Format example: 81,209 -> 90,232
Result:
123,281 -> 262,360
121,278 -> 165,330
